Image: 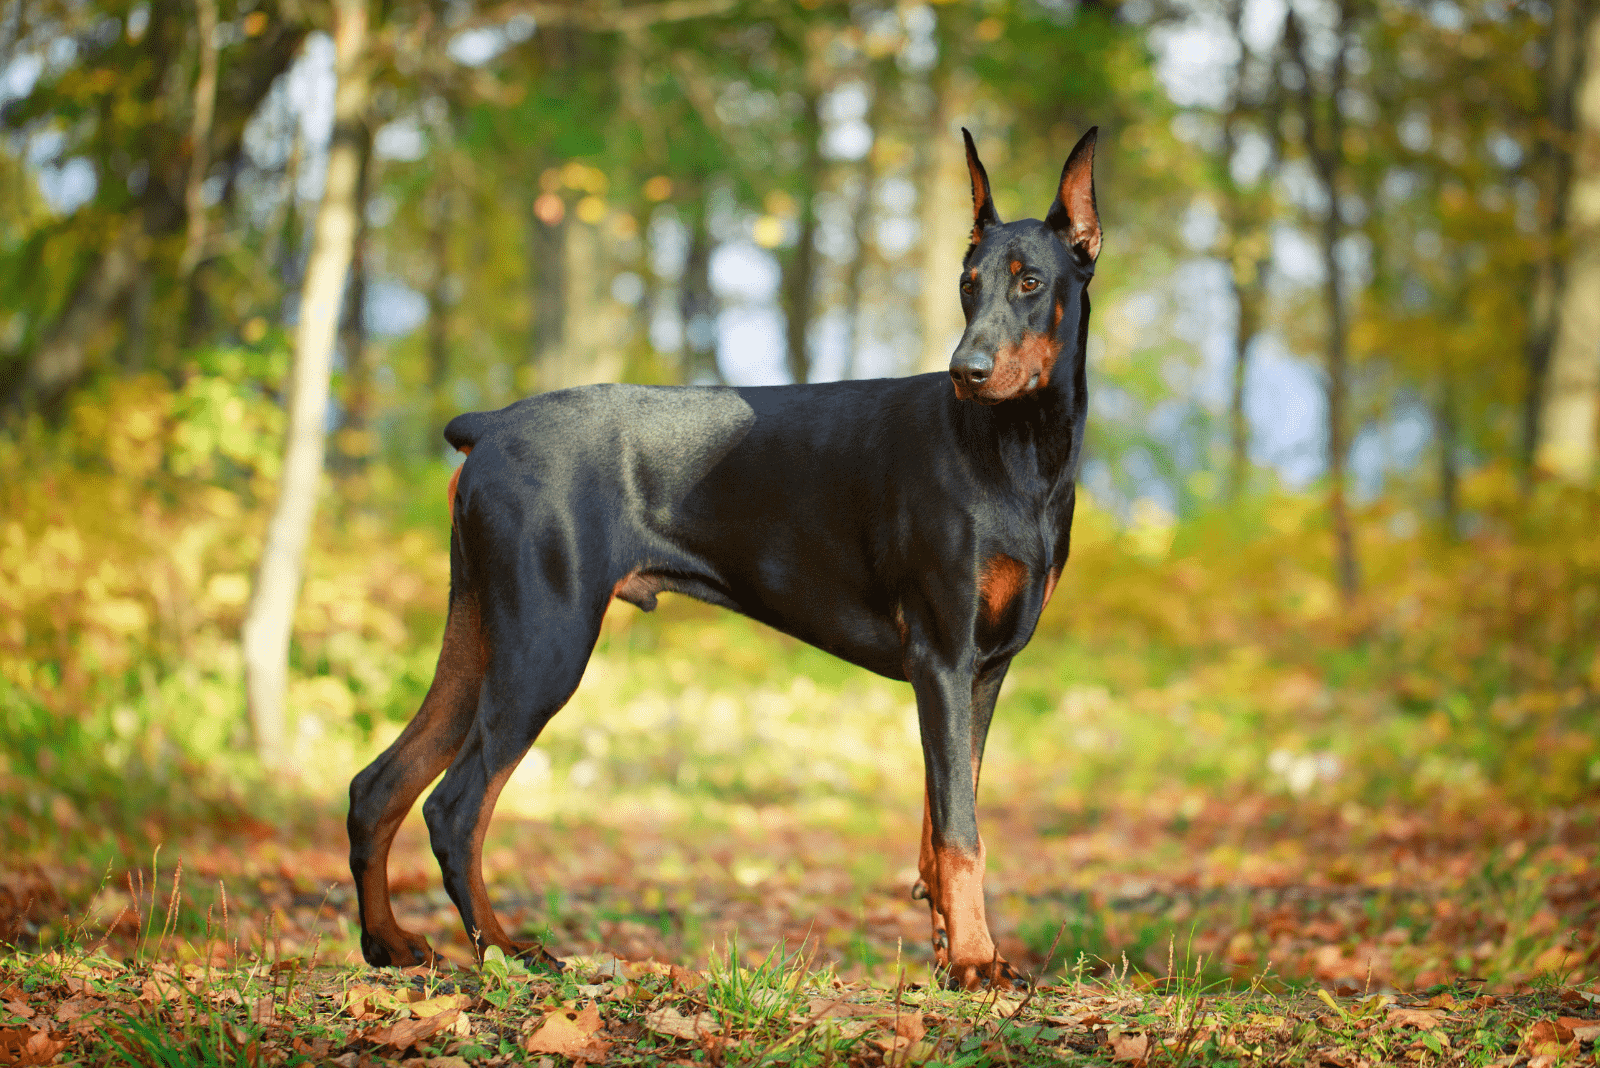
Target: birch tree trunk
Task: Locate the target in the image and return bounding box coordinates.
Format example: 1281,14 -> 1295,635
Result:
1538,3 -> 1600,483
241,0 -> 371,767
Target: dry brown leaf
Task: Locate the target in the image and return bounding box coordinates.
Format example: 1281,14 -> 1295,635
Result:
989,995 -> 1024,1018
668,966 -> 705,990
344,984 -> 408,1017
525,1004 -> 609,1063
1109,1030 -> 1149,1064
643,1007 -> 721,1041
1557,1016 -> 1599,1042
0,1027 -> 70,1067
1521,1019 -> 1577,1061
1388,1008 -> 1444,1031
52,999 -> 98,1024
251,996 -> 277,1027
1425,993 -> 1456,1010
138,978 -> 181,1004
367,1009 -> 461,1052
410,994 -> 472,1019
892,1014 -> 926,1043
1,1004 -> 32,1021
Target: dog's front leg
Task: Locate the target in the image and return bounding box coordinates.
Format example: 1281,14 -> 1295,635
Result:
907,654 -> 1021,990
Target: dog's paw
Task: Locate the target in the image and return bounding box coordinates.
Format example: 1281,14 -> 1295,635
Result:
361,930 -> 435,969
911,879 -> 929,901
942,958 -> 1029,993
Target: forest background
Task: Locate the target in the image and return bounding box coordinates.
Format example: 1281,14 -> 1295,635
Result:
1,0 -> 1599,997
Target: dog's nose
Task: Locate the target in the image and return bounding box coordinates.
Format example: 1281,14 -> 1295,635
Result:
950,353 -> 993,391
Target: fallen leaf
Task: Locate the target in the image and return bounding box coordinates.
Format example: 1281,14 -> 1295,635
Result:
1,1004 -> 32,1021
643,1007 -> 721,1040
0,1027 -> 70,1067
1521,1019 -> 1576,1060
410,994 -> 472,1019
138,977 -> 181,1003
52,999 -> 99,1024
525,1004 -> 610,1063
1388,1008 -> 1443,1031
1425,993 -> 1456,1010
251,996 -> 277,1027
1109,1030 -> 1149,1064
989,994 -> 1023,1018
1557,1016 -> 1599,1042
367,1010 -> 461,1053
668,966 -> 705,990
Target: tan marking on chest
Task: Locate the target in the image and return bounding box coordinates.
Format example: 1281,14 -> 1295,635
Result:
447,446 -> 473,528
978,554 -> 1029,624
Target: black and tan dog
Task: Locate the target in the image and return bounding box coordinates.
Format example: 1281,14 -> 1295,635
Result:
348,128 -> 1101,990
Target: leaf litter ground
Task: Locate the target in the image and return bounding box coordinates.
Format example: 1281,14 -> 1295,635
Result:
1,790 -> 1597,1066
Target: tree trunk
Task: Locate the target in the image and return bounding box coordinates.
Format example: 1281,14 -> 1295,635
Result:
1538,2 -> 1600,483
22,224 -> 144,407
428,188 -> 454,447
916,71 -> 975,374
241,0 -> 371,767
781,90 -> 823,384
178,0 -> 219,280
841,73 -> 885,381
1521,0 -> 1586,481
546,218 -> 625,388
1287,3 -> 1360,599
338,127 -> 375,469
526,197 -> 565,386
1228,281 -> 1260,499
1437,376 -> 1460,539
679,206 -> 720,384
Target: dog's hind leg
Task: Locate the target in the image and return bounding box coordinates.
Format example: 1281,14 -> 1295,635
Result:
421,583 -> 607,963
348,590 -> 487,967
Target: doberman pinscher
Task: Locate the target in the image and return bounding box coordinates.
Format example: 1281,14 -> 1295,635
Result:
348,128 -> 1101,990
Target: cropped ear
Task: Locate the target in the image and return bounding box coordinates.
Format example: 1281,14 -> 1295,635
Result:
1044,126 -> 1101,264
963,128 -> 1001,248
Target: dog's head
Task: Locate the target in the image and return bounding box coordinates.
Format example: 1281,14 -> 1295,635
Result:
948,128 -> 1101,405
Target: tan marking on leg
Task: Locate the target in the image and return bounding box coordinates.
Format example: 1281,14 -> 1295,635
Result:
461,761 -> 520,957
933,842 -> 1002,989
916,790 -> 948,967
357,598 -> 486,963
978,554 -> 1029,624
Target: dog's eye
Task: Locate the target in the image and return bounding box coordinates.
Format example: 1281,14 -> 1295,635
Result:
961,280 -> 975,294
1020,277 -> 1040,293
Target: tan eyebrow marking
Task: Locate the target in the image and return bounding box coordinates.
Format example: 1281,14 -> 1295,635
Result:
1010,260 -> 1022,275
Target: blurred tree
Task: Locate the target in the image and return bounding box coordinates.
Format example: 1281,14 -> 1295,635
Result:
1538,0 -> 1600,482
243,0 -> 372,766
1285,0 -> 1361,598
